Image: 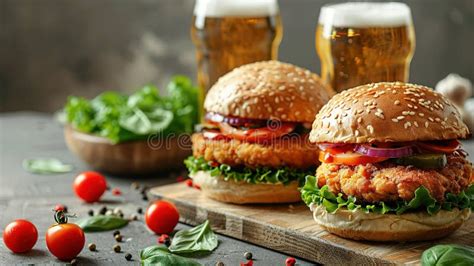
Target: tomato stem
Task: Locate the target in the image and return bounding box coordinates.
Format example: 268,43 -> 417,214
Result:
53,210 -> 76,224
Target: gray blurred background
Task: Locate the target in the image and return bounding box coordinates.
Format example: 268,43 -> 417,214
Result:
1,0 -> 473,112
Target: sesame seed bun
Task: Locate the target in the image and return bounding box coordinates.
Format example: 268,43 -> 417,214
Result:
311,204 -> 471,242
310,82 -> 470,143
190,171 -> 301,204
204,60 -> 334,123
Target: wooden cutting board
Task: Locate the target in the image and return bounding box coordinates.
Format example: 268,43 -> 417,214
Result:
149,182 -> 473,265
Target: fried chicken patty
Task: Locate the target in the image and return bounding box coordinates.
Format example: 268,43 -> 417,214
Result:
191,133 -> 319,169
316,155 -> 473,203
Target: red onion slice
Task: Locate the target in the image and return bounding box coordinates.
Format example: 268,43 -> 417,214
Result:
355,144 -> 413,158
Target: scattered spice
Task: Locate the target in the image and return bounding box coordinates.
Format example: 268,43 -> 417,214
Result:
130,214 -> 138,221
87,209 -> 94,216
115,234 -> 123,242
131,182 -> 140,190
113,230 -> 121,236
137,207 -> 143,214
244,252 -> 253,260
112,188 -> 122,196
125,253 -> 132,261
240,260 -> 253,266
113,244 -> 121,253
158,234 -> 170,244
142,195 -> 149,201
88,243 -> 96,251
185,179 -> 193,187
140,186 -> 149,195
285,257 -> 296,266
99,206 -> 107,215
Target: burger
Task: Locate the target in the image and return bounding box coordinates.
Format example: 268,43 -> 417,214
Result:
302,82 -> 473,241
185,61 -> 334,204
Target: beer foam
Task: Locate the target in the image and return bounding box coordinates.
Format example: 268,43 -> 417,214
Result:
194,0 -> 278,18
319,2 -> 412,28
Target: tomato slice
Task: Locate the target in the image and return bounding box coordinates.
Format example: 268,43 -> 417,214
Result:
319,151 -> 388,165
218,122 -> 295,143
416,139 -> 461,154
202,130 -> 230,141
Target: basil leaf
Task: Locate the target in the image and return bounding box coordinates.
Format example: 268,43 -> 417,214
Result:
184,156 -> 313,186
301,175 -> 474,215
76,215 -> 129,232
140,245 -> 201,266
168,220 -> 218,255
422,244 -> 474,266
23,158 -> 73,174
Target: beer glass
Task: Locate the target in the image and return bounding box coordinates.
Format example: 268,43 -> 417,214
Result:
316,2 -> 415,92
191,0 -> 283,106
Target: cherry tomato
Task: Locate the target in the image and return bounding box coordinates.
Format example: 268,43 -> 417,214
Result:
145,200 -> 179,234
3,219 -> 38,253
73,171 -> 107,203
319,151 -> 388,165
46,211 -> 85,261
416,139 -> 461,154
218,122 -> 295,143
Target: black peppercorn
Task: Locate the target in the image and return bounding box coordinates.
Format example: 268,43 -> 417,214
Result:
113,244 -> 121,253
88,243 -> 96,251
113,230 -> 120,236
115,234 -> 122,242
137,207 -> 143,214
99,206 -> 107,215
244,252 -> 253,260
142,195 -> 148,201
125,253 -> 132,261
164,238 -> 171,247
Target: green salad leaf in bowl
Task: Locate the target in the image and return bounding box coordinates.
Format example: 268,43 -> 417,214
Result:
64,76 -> 200,143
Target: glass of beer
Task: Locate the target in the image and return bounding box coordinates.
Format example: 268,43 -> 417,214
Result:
316,2 -> 415,92
191,0 -> 283,105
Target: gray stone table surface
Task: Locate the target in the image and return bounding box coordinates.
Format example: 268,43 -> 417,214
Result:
0,112 -> 315,266
1,112 -> 474,266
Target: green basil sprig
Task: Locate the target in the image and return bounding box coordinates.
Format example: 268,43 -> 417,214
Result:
140,245 -> 201,266
421,244 -> 474,266
184,156 -> 314,186
76,215 -> 129,232
301,175 -> 474,215
23,158 -> 73,174
168,220 -> 218,255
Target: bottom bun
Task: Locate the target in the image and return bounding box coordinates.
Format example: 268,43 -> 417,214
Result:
311,204 -> 471,242
191,171 -> 301,204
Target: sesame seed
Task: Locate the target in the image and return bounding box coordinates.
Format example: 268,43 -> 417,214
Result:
357,117 -> 363,123
392,118 -> 399,122
367,125 -> 374,134
397,116 -> 405,120
394,100 -> 401,105
418,113 -> 424,117
414,121 -> 419,127
425,121 -> 429,128
404,122 -> 411,129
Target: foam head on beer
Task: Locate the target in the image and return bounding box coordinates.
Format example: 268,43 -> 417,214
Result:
319,2 -> 412,36
194,0 -> 278,20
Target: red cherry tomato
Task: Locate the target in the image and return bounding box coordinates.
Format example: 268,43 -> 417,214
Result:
3,219 -> 38,253
46,212 -> 85,261
73,171 -> 107,203
145,200 -> 179,234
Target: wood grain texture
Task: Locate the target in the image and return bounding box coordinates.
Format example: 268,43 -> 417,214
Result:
150,183 -> 474,265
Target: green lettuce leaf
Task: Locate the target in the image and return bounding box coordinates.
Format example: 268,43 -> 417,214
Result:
301,175 -> 474,215
64,76 -> 199,143
184,156 -> 314,186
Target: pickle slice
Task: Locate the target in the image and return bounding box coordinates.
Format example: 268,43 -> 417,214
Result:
395,154 -> 447,169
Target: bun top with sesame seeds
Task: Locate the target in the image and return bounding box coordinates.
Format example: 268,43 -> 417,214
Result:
309,82 -> 470,143
204,60 -> 335,123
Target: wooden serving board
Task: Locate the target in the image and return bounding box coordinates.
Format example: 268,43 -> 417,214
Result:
150,183 -> 473,265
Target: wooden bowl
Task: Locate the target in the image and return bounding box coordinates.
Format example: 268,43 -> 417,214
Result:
64,126 -> 191,175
